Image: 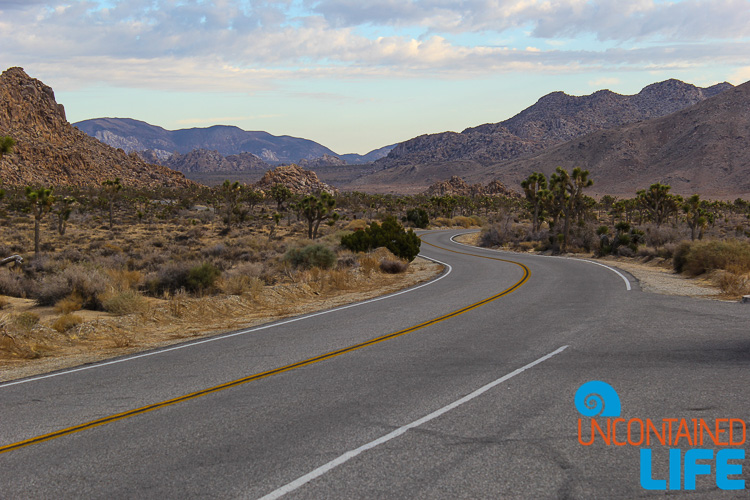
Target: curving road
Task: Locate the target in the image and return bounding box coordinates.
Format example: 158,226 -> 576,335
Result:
1,230 -> 748,498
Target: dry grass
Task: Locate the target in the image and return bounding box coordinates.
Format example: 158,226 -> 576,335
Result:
713,270 -> 750,297
52,313 -> 83,333
55,293 -> 84,314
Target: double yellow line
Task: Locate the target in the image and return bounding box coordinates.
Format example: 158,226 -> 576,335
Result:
0,234 -> 529,455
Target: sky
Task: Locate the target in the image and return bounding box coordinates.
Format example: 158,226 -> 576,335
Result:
2,1 -> 750,155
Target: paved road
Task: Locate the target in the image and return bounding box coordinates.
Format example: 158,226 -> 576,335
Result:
1,230 -> 748,499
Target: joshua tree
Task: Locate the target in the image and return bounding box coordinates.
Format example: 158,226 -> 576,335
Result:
683,194 -> 710,240
636,183 -> 680,227
25,186 -> 55,256
101,177 -> 123,230
55,196 -> 76,236
218,180 -> 242,230
299,192 -> 339,239
269,183 -> 292,212
521,172 -> 548,232
549,167 -> 593,252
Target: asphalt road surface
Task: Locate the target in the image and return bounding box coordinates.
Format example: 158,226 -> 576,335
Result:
1,230 -> 748,499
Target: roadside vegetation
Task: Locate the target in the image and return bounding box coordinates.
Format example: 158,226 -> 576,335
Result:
1,164 -> 749,371
477,169 -> 750,298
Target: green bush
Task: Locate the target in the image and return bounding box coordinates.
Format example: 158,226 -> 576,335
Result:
340,217 -> 421,262
404,208 -> 429,229
284,244 -> 337,270
148,262 -> 221,295
186,263 -> 222,293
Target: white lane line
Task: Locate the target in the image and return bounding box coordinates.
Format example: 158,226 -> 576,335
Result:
449,232 -> 632,291
257,345 -> 569,500
0,255 -> 452,389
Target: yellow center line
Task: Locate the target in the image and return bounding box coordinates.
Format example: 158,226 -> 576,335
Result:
0,233 -> 530,455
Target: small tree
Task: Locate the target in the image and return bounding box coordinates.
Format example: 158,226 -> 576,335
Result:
299,192 -> 339,239
25,186 -> 55,256
101,177 -> 123,230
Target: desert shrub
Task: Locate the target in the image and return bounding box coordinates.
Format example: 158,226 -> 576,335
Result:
52,313 -> 83,333
358,254 -> 380,275
284,244 -> 337,270
147,261 -> 220,295
0,269 -> 29,298
186,263 -> 222,293
340,217 -> 421,261
220,274 -> 264,296
479,225 -> 503,247
36,265 -> 110,309
336,251 -> 359,270
345,219 -> 369,231
404,208 -> 429,229
380,259 -> 409,274
14,312 -> 39,330
677,239 -> 750,276
714,271 -> 750,296
100,289 -> 149,315
672,241 -> 692,273
55,293 -> 84,314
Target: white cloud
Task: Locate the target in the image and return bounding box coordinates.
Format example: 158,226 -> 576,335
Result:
1,0 -> 749,93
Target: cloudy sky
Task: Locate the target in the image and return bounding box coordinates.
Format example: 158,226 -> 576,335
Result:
2,0 -> 750,154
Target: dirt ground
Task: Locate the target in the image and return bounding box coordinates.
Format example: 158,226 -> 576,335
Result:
0,257 -> 442,382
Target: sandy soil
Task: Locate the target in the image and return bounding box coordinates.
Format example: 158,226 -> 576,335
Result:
0,257 -> 443,382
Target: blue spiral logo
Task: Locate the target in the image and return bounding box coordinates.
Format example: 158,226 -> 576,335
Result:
575,380 -> 621,417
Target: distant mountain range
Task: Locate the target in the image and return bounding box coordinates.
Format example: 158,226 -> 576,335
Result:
346,79 -> 750,197
73,117 -> 395,167
4,65 -> 749,197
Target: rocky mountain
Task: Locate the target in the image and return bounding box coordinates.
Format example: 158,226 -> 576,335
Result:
155,149 -> 271,173
377,79 -> 733,169
0,67 -> 190,188
298,154 -> 347,169
254,164 -> 336,195
424,176 -> 519,198
340,144 -> 396,164
473,79 -> 750,198
75,117 -> 396,168
75,117 -> 336,164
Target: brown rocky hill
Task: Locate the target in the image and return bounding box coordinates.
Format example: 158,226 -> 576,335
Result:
0,67 -> 191,188
472,80 -> 750,198
253,165 -> 337,195
424,176 -> 519,198
158,149 -> 271,173
376,79 -> 732,169
298,154 -> 347,169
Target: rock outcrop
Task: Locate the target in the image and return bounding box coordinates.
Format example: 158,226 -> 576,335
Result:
253,164 -> 337,195
0,67 -> 191,188
157,149 -> 271,173
298,154 -> 347,168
